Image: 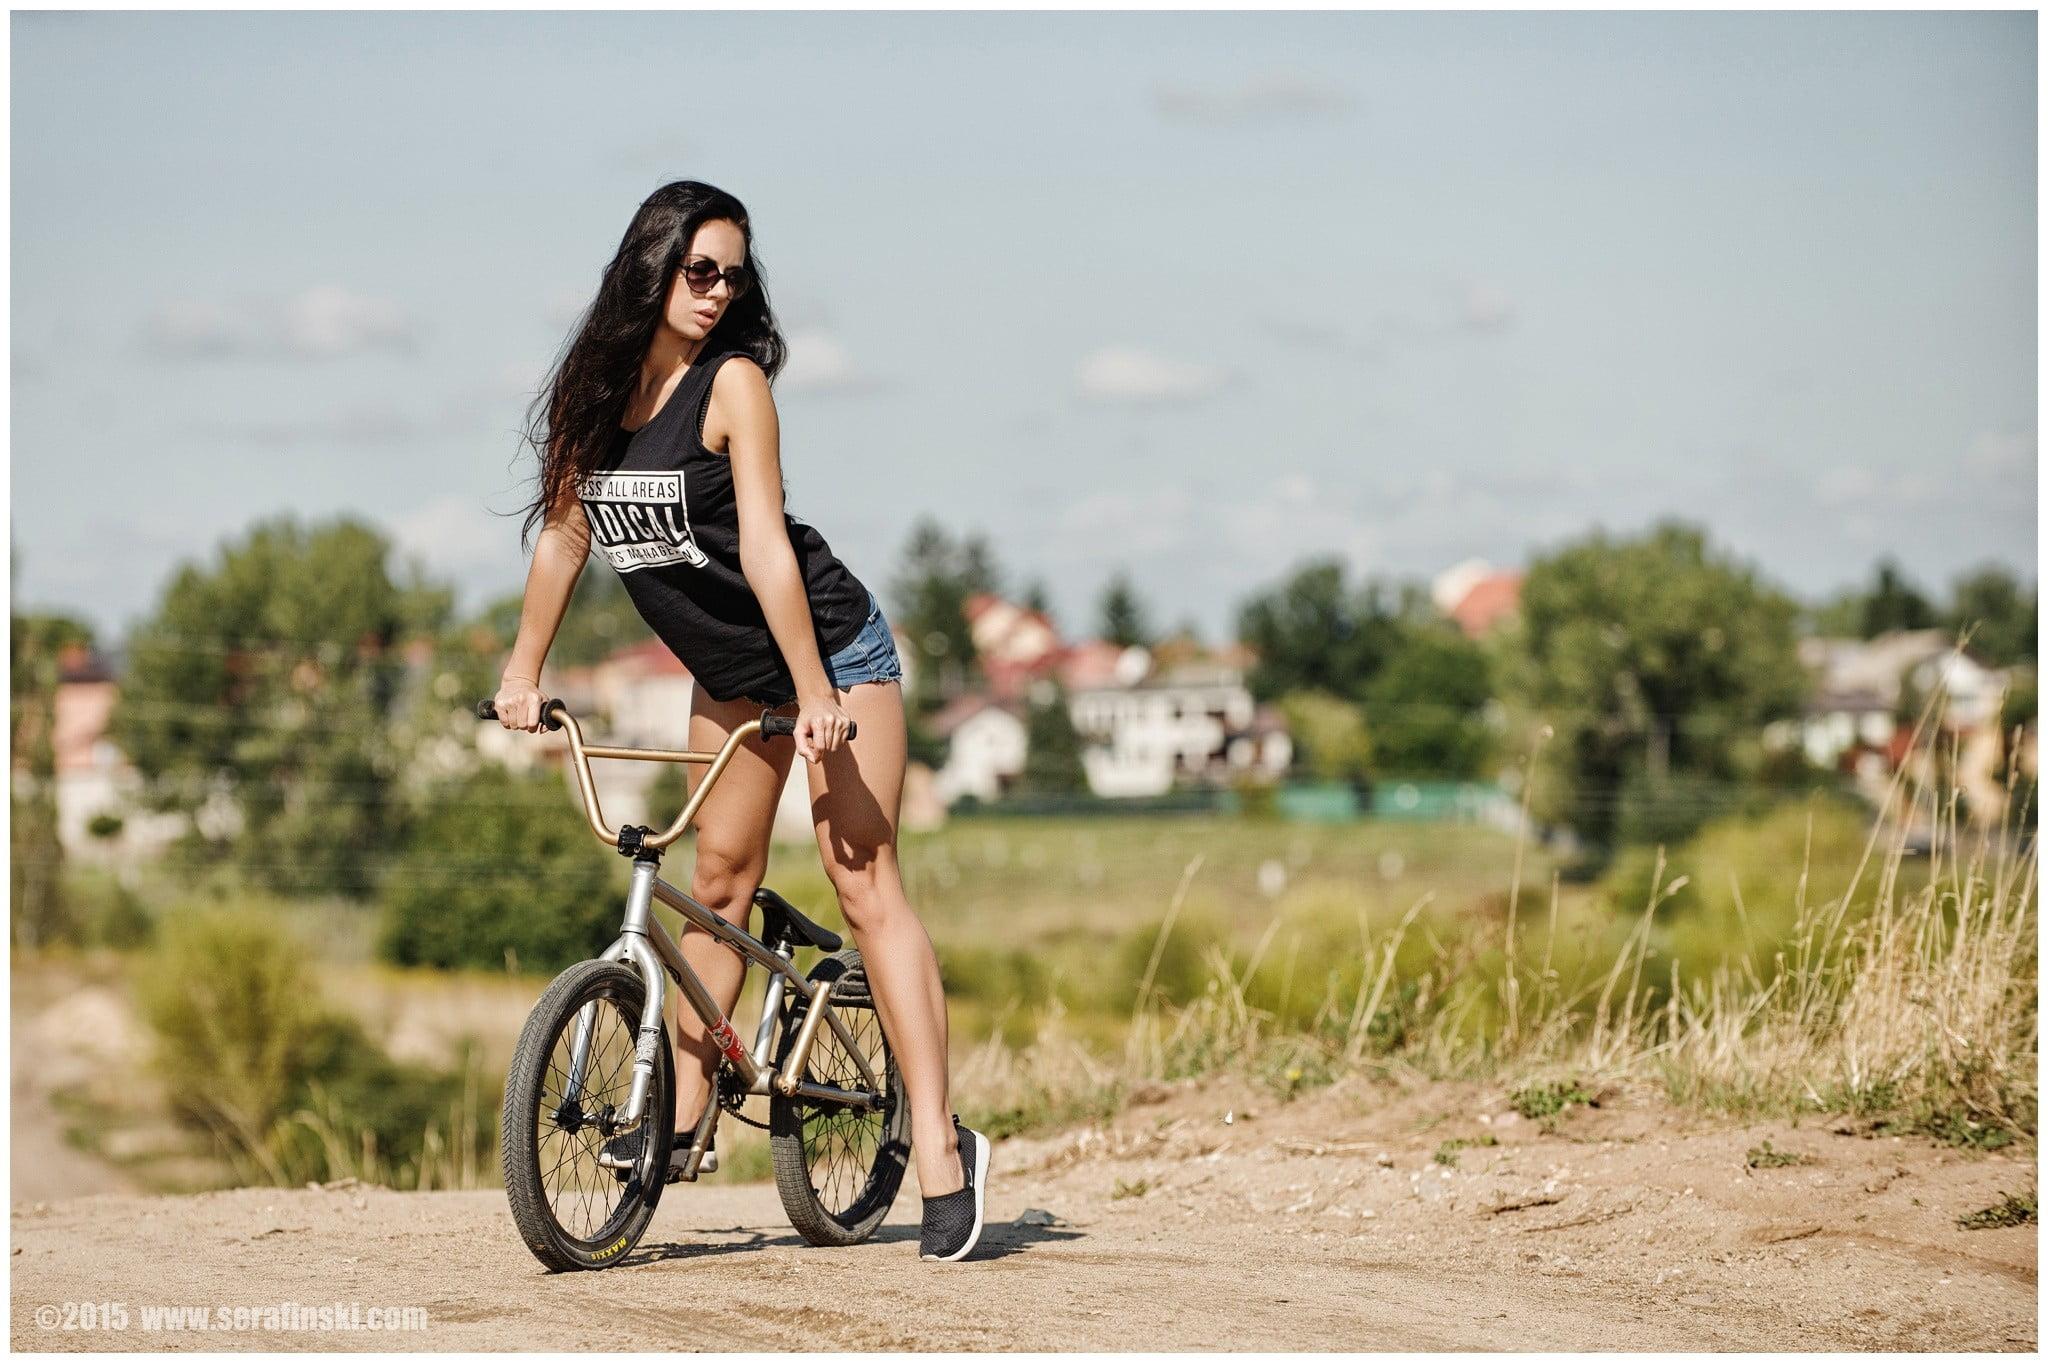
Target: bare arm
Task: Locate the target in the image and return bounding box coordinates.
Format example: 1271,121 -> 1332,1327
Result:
721,358 -> 852,758
495,491 -> 591,730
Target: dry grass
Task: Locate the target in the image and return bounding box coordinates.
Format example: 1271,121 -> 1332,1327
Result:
955,677 -> 2037,1148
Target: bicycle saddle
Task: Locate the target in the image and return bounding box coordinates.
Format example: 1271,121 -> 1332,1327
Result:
753,887 -> 843,953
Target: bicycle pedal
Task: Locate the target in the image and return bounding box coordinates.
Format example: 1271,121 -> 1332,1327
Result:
662,1148 -> 715,1183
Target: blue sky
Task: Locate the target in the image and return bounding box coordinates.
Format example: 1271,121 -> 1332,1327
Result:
11,10 -> 2036,648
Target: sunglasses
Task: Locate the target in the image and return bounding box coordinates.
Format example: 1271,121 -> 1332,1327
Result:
680,256 -> 753,299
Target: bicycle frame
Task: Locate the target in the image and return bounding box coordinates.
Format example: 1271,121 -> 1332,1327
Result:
527,700 -> 883,1179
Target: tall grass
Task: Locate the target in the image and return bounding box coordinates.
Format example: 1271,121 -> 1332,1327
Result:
136,907 -> 499,1189
955,680 -> 2037,1146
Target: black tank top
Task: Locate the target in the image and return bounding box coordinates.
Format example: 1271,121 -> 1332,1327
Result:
576,347 -> 872,702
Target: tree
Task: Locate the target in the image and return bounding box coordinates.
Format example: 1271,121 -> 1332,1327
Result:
11,606 -> 93,946
1503,520 -> 1809,857
1276,690 -> 1373,785
111,514 -> 448,899
959,535 -> 1003,599
888,518 -> 994,716
1363,625 -> 1495,779
1945,564 -> 2037,668
1016,682 -> 1088,797
1098,572 -> 1153,649
478,560 -> 644,670
1802,588 -> 1865,639
1861,557 -> 1937,637
379,764 -> 619,972
1235,560 -> 1412,704
1021,579 -> 1053,620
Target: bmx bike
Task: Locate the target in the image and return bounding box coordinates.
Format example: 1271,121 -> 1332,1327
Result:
475,695 -> 908,1272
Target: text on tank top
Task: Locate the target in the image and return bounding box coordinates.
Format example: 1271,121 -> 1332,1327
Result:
576,347 -> 872,703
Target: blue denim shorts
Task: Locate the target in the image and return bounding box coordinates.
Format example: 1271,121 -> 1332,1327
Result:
744,592 -> 903,707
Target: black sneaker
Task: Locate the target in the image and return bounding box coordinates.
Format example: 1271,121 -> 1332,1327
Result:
596,1129 -> 715,1181
919,1115 -> 988,1262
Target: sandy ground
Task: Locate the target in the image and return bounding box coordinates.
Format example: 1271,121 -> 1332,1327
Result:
10,1072 -> 2036,1352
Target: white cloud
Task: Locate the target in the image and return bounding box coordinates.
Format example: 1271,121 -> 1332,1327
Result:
1458,280 -> 1517,333
1154,70 -> 1354,123
498,358 -> 549,400
387,493 -> 511,579
140,286 -> 419,361
280,286 -> 416,358
1965,429 -> 2035,478
1076,346 -> 1230,405
1051,486 -> 1195,562
777,328 -> 880,396
187,406 -> 430,447
541,288 -> 590,332
140,299 -> 256,358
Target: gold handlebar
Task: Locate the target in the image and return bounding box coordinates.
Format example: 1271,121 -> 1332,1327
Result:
478,697 -> 794,852
555,703 -> 768,850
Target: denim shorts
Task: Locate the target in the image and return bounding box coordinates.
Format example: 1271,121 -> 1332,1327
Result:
744,592 -> 903,707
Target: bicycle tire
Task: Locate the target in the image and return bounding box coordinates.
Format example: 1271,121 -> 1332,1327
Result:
768,948 -> 910,1246
501,959 -> 675,1272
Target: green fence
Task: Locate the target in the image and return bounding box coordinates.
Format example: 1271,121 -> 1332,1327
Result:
1369,780 -> 1514,822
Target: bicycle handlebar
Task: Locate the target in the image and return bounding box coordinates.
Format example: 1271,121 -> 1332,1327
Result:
470,696 -> 853,852
475,700 -> 850,742
476,697 -> 563,730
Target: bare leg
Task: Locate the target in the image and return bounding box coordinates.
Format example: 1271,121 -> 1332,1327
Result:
669,688 -> 798,1137
803,679 -> 961,1197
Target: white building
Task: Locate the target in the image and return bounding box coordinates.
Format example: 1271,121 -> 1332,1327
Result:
1068,659 -> 1292,799
930,696 -> 1028,804
1775,630 -> 2021,819
1788,630 -> 2011,769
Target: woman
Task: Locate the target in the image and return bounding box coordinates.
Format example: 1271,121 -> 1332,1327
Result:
492,180 -> 988,1263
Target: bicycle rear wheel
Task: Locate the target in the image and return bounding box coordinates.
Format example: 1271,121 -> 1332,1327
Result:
501,959 -> 675,1272
769,949 -> 909,1246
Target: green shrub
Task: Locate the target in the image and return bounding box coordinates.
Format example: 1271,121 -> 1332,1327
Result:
1744,1140 -> 1813,1169
378,764 -> 618,973
138,906 -> 497,1187
1601,796 -> 1888,980
1111,910 -> 1227,1011
1510,1079 -> 1592,1119
57,868 -> 155,949
1956,1191 -> 2035,1231
137,907 -> 336,1169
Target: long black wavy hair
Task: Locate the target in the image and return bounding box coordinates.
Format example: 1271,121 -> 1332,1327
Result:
513,180 -> 789,554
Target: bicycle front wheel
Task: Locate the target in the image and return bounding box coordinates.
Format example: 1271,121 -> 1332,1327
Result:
501,959 -> 675,1272
769,949 -> 910,1246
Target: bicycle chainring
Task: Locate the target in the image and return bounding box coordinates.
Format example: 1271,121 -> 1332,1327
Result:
715,1062 -> 771,1129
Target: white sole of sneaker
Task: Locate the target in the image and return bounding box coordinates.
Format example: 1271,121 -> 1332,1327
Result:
921,1128 -> 988,1263
601,1144 -> 714,1177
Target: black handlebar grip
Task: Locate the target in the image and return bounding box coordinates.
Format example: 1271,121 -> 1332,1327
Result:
757,712 -> 858,741
475,697 -> 562,731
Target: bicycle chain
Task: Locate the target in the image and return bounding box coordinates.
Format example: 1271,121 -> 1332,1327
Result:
714,1063 -> 772,1129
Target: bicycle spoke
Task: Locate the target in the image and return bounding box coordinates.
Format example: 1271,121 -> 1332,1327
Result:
530,985 -> 651,1242
793,992 -> 895,1219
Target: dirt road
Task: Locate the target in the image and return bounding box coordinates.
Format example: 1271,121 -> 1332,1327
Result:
11,1075 -> 2035,1351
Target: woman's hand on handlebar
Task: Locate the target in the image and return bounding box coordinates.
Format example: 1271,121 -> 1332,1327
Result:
494,675 -> 548,733
793,692 -> 852,763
